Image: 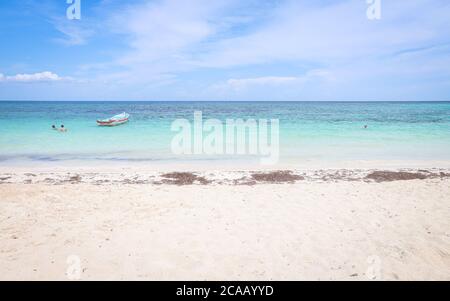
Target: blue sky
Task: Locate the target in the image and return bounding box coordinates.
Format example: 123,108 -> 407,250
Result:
0,0 -> 449,101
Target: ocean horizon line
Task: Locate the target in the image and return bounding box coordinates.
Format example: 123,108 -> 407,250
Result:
1,100 -> 450,103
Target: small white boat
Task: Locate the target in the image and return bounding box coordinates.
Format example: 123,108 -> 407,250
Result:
97,112 -> 130,126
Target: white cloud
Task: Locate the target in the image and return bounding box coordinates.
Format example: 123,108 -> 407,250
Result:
99,0 -> 449,87
0,72 -> 64,82
202,69 -> 335,101
198,0 -> 450,68
30,0 -> 94,47
100,0 -> 251,83
225,69 -> 333,90
53,22 -> 93,46
227,76 -> 299,90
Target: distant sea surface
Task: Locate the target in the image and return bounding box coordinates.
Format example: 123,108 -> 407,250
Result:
1,101 -> 450,165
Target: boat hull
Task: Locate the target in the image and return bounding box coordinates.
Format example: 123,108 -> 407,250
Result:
97,119 -> 129,126
97,113 -> 130,126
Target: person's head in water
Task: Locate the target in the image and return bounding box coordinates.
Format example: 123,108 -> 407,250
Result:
364,125 -> 368,129
52,125 -> 56,129
59,124 -> 67,132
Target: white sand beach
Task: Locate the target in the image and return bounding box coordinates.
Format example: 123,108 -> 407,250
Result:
1,167 -> 449,281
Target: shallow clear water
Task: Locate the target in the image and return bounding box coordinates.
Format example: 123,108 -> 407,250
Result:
0,101 -> 449,164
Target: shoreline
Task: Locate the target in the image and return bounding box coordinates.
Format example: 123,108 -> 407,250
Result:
0,168 -> 450,185
1,168 -> 450,186
2,158 -> 450,173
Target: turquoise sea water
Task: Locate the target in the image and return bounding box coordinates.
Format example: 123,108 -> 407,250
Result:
0,101 -> 449,165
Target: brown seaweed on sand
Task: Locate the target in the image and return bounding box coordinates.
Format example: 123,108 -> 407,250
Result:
63,174 -> 82,184
365,171 -> 427,182
161,172 -> 210,185
251,171 -> 304,183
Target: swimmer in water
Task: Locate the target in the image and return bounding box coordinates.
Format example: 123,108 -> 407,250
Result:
59,125 -> 68,132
